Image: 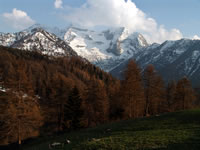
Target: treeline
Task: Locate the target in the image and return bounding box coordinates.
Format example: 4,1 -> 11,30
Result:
115,61 -> 197,119
0,46 -> 117,145
0,46 -> 199,146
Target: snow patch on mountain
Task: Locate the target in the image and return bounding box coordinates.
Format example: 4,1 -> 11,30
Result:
111,38 -> 200,86
0,24 -> 149,71
0,26 -> 77,57
61,26 -> 149,71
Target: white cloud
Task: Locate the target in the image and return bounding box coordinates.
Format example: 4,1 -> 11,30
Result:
54,0 -> 63,9
192,35 -> 200,40
3,8 -> 35,30
64,0 -> 183,43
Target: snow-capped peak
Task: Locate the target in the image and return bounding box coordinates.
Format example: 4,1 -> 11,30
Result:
59,26 -> 149,71
3,26 -> 77,57
0,25 -> 149,71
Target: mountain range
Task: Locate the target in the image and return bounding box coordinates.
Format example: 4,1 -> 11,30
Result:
111,39 -> 200,86
0,24 -> 200,86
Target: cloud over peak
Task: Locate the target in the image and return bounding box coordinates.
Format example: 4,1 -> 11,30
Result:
64,0 -> 182,43
3,8 -> 35,30
54,0 -> 63,9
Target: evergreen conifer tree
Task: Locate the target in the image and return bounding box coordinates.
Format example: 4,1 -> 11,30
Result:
64,86 -> 83,130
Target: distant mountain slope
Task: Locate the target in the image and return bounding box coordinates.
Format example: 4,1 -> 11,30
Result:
1,24 -> 200,86
0,45 -> 115,98
12,28 -> 77,57
0,31 -> 28,46
0,26 -> 77,57
60,26 -> 149,71
110,39 -> 200,86
0,24 -> 148,71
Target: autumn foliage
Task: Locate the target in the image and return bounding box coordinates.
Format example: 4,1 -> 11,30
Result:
0,46 -> 198,145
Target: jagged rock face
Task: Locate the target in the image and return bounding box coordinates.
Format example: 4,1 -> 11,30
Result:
0,25 -> 148,71
110,39 -> 200,86
137,39 -> 200,86
0,27 -> 77,57
0,32 -> 28,46
11,28 -> 77,57
0,33 -> 16,46
1,24 -> 200,86
62,27 -> 149,71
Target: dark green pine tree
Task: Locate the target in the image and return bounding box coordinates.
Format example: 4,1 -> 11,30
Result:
64,86 -> 83,130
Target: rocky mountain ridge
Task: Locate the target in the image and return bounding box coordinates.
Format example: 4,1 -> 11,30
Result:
1,24 -> 200,86
111,39 -> 200,86
0,24 -> 148,71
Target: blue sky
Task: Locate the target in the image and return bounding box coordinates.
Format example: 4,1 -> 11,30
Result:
0,0 -> 199,43
134,0 -> 200,38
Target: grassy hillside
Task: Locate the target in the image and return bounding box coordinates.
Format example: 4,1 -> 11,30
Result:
20,109 -> 200,150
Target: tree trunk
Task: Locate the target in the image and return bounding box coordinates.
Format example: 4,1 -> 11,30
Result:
183,95 -> 185,110
129,98 -> 132,118
145,93 -> 150,116
145,103 -> 150,116
18,120 -> 21,145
